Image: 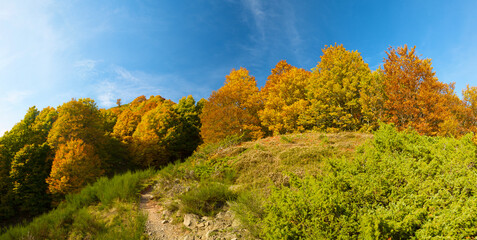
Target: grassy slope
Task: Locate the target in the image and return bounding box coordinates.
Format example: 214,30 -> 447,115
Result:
1,170 -> 156,240
151,127 -> 477,239
6,126 -> 476,239
149,131 -> 372,238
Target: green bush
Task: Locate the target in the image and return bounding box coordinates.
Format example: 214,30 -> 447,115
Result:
261,124 -> 477,239
180,182 -> 237,217
230,190 -> 266,237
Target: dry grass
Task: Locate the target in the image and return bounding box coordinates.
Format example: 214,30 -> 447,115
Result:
219,131 -> 373,192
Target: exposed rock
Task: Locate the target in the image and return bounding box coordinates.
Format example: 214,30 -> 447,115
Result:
184,213 -> 200,227
205,229 -> 218,239
142,180 -> 257,240
184,235 -> 195,240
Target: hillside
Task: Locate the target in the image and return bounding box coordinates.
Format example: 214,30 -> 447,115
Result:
3,43 -> 477,232
5,124 -> 477,239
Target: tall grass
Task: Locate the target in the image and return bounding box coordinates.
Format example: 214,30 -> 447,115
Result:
180,181 -> 237,217
1,169 -> 156,240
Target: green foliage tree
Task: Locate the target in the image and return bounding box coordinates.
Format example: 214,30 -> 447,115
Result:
0,146 -> 15,224
304,44 -> 372,132
1,107 -> 40,159
172,95 -> 203,159
9,143 -> 52,216
0,106 -> 49,223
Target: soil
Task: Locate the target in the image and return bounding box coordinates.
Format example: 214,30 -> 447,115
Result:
140,188 -> 185,240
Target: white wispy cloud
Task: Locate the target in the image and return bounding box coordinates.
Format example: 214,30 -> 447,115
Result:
238,0 -> 305,66
241,0 -> 266,40
0,1 -> 66,135
75,63 -> 211,108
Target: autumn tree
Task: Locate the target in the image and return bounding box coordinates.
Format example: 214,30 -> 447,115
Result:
303,44 -> 372,132
131,100 -> 181,168
458,85 -> 477,134
112,108 -> 142,143
10,143 -> 52,216
383,45 -> 456,135
31,107 -> 58,144
46,98 -> 126,180
200,68 -> 263,143
259,60 -> 311,135
112,95 -> 165,143
359,68 -> 385,131
46,139 -> 103,195
47,98 -> 104,149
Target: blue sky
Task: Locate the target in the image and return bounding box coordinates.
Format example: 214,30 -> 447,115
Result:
1,0 -> 477,134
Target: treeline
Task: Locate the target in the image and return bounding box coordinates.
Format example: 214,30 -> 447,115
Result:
0,96 -> 203,226
201,44 -> 477,143
1,43 -> 477,226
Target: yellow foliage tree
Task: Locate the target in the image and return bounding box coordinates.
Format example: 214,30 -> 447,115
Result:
112,108 -> 142,143
259,60 -> 311,135
200,68 -> 263,143
358,68 -> 385,131
47,98 -> 104,149
112,95 -> 166,143
304,44 -> 372,132
131,100 -> 181,168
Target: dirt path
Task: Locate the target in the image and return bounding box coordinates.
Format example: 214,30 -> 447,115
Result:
140,188 -> 183,240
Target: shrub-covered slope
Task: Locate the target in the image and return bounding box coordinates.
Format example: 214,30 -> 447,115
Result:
4,124 -> 477,239
151,125 -> 477,239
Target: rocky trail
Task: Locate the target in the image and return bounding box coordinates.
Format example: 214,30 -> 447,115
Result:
140,187 -> 184,240
140,184 -> 253,240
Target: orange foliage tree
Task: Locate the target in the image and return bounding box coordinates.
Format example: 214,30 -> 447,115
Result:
259,60 -> 311,135
200,68 -> 263,143
46,139 -> 103,195
112,95 -> 165,143
462,85 -> 477,132
383,45 -> 457,135
46,99 -> 112,194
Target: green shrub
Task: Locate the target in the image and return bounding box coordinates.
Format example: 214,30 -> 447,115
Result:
230,190 -> 265,237
261,124 -> 477,239
180,182 -> 237,217
280,135 -> 295,143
